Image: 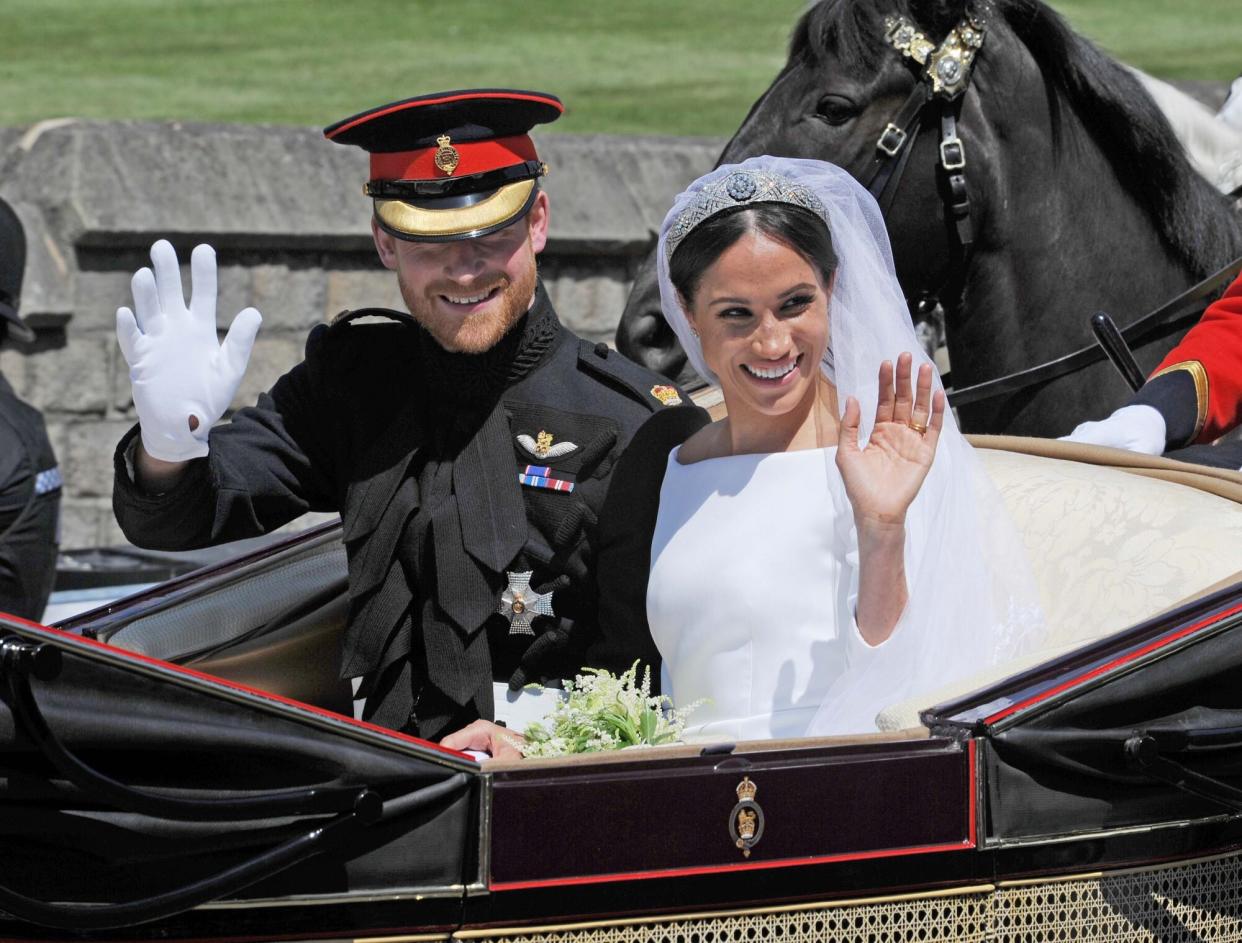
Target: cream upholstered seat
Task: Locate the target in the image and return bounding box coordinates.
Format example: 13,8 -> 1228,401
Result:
876,438 -> 1242,730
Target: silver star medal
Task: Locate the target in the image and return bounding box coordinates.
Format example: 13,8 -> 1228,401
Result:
497,571 -> 555,636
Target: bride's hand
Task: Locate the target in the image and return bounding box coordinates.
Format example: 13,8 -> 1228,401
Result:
836,352 -> 945,526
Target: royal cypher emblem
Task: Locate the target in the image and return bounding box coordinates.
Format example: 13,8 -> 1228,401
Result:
434,134 -> 460,175
728,776 -> 765,858
650,385 -> 682,407
497,571 -> 555,636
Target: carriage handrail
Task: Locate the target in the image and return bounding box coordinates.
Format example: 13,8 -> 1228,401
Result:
1125,733 -> 1242,815
946,255 -> 1242,408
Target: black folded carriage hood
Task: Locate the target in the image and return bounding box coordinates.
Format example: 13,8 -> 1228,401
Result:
0,615 -> 479,936
923,581 -> 1242,845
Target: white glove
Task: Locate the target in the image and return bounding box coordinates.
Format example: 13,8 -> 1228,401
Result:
1060,404 -> 1167,456
116,240 -> 261,462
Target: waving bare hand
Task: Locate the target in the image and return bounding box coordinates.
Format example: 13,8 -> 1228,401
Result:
836,352 -> 944,525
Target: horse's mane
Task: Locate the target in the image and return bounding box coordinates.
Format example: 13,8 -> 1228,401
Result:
789,0 -> 1242,277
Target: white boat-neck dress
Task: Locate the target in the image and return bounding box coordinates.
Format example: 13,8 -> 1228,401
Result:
647,444 -> 901,740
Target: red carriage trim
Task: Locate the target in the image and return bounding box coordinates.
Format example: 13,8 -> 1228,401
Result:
490,840 -> 975,891
0,616 -> 477,762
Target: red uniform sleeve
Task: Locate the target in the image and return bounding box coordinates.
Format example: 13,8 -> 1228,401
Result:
1151,273 -> 1242,444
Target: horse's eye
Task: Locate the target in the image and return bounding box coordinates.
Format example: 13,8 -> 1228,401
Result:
814,94 -> 859,126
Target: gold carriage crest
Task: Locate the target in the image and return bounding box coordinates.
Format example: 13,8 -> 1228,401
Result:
434,134 -> 460,175
728,776 -> 764,858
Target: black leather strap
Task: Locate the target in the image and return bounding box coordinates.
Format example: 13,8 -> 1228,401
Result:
939,108 -> 974,250
948,255 -> 1242,408
862,83 -> 930,200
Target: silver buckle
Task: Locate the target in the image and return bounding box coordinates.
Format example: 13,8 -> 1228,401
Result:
876,123 -> 907,157
940,135 -> 966,170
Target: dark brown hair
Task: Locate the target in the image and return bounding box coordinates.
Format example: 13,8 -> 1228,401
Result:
669,201 -> 837,307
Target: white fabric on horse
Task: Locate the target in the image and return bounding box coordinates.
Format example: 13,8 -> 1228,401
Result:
652,156 -> 1046,735
1218,77 -> 1242,134
1130,68 -> 1242,195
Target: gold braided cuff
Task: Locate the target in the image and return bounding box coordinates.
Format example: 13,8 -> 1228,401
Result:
1151,360 -> 1209,444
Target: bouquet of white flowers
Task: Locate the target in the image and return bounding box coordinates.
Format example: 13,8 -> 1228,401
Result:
517,661 -> 702,758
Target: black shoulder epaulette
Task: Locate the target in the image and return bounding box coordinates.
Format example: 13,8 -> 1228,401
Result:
575,339 -> 688,413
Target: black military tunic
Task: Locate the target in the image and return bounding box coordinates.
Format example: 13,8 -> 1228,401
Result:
113,283 -> 706,739
0,373 -> 61,621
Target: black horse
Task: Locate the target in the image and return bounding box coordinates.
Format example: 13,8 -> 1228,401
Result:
616,0 -> 1242,436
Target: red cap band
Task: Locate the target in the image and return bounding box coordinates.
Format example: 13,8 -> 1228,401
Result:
369,134 -> 539,182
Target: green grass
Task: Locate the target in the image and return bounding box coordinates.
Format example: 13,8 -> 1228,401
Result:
0,0 -> 1236,135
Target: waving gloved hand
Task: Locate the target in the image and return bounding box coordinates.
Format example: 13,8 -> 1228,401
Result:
116,240 -> 262,462
1061,404 -> 1167,456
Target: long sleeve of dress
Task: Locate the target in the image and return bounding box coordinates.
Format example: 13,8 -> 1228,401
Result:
588,405 -> 709,688
113,325 -> 341,551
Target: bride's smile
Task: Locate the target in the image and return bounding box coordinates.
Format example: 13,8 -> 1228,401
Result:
686,230 -> 831,437
741,353 -> 802,382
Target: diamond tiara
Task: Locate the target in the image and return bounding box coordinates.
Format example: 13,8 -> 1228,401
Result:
664,170 -> 828,262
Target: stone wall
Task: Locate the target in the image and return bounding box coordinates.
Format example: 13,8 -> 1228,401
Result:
0,121 -> 721,548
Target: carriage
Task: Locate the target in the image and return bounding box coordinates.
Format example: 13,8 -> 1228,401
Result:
2,437 -> 1242,942
3,0 -> 1241,937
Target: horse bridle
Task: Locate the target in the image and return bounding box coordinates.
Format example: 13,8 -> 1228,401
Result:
861,11 -> 986,317
854,10 -> 1239,411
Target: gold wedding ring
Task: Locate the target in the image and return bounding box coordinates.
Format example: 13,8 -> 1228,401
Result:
908,420 -> 928,435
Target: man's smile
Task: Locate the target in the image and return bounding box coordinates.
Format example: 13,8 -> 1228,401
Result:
437,283 -> 505,310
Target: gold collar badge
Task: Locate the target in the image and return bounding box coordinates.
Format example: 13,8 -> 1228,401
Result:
650,385 -> 682,407
434,134 -> 460,175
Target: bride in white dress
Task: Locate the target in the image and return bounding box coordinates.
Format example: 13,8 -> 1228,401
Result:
648,156 -> 1045,739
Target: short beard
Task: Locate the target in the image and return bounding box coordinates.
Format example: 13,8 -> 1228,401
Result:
399,256 -> 537,355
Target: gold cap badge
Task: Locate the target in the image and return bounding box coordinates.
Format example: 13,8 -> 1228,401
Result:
650,385 -> 682,407
434,134 -> 460,175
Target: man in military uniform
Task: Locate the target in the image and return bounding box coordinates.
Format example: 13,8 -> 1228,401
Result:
0,198 -> 62,621
1065,271 -> 1242,467
112,90 -> 706,747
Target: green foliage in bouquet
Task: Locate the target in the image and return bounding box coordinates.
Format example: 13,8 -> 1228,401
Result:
518,661 -> 702,757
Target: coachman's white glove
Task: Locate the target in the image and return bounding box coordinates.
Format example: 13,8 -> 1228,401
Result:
116,240 -> 261,462
1061,404 -> 1167,456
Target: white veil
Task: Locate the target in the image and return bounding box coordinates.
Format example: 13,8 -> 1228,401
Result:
655,156 -> 1046,734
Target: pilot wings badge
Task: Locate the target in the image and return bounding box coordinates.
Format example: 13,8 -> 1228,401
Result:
516,430 -> 578,460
